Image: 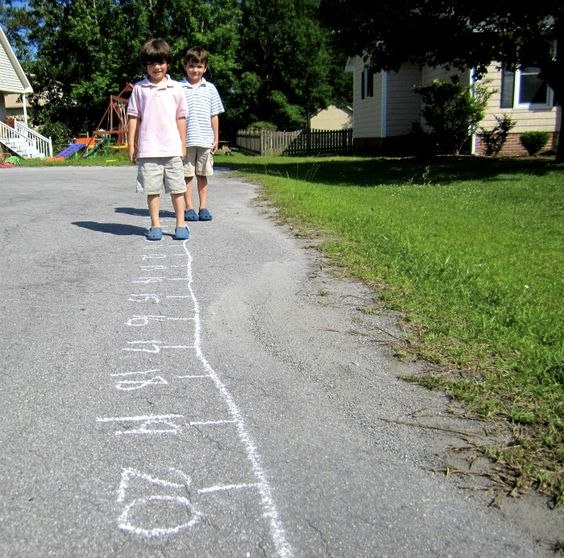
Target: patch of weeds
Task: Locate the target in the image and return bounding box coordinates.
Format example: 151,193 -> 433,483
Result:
407,165 -> 433,185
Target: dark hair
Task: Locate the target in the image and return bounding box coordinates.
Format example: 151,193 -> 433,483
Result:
140,38 -> 172,66
183,47 -> 209,67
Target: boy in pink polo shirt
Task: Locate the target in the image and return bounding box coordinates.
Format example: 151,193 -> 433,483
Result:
127,38 -> 189,241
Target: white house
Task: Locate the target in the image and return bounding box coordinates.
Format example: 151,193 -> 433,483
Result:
0,27 -> 53,158
0,26 -> 32,126
346,56 -> 561,156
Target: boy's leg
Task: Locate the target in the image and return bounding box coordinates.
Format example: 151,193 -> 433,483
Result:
171,193 -> 186,228
196,174 -> 209,210
147,194 -> 161,227
183,147 -> 197,218
184,177 -> 195,211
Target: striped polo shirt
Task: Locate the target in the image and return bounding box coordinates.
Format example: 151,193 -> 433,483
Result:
180,77 -> 225,148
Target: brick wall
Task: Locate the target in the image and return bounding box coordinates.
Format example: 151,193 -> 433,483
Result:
475,132 -> 558,156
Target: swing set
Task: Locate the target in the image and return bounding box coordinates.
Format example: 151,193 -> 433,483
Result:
48,83 -> 133,161
78,83 -> 133,156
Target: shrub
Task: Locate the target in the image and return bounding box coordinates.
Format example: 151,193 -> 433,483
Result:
249,121 -> 278,131
478,114 -> 516,156
413,77 -> 492,155
39,121 -> 72,153
520,131 -> 549,156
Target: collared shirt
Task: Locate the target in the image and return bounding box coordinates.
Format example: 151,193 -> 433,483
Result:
180,77 -> 225,148
127,75 -> 187,158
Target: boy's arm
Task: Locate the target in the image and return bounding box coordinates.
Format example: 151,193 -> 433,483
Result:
177,116 -> 187,159
211,114 -> 219,154
128,116 -> 138,163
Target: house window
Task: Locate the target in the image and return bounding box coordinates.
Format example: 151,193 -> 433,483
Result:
501,66 -> 553,108
361,66 -> 373,99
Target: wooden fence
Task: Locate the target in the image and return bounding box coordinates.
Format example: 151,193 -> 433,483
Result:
235,128 -> 353,156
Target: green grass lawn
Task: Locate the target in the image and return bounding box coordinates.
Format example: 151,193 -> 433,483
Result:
216,153 -> 563,503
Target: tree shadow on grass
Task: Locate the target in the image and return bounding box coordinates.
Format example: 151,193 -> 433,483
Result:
223,155 -> 560,187
72,221 -> 147,236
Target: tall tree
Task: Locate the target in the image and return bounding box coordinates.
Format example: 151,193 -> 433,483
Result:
1,0 -> 350,140
319,0 -> 564,161
236,0 -> 336,131
1,0 -> 242,137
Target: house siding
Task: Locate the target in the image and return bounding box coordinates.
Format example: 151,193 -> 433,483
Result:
475,62 -> 560,155
348,57 -> 422,153
0,49 -> 23,92
0,27 -> 32,94
386,65 -> 421,136
350,56 -> 379,139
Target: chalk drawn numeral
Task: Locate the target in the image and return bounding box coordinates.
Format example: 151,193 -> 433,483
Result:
123,340 -> 193,353
97,414 -> 184,435
126,315 -> 191,327
111,369 -> 168,391
128,293 -> 161,303
117,467 -> 202,537
133,276 -> 164,284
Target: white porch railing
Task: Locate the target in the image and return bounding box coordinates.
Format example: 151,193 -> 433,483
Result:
14,121 -> 53,158
0,121 -> 53,159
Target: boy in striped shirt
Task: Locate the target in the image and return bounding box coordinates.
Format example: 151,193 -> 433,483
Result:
180,47 -> 225,222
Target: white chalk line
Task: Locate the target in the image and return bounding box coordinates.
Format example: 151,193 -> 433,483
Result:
178,241 -> 293,558
188,419 -> 236,426
198,482 -> 260,494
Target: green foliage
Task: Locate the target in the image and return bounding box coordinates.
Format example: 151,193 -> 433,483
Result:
520,131 -> 550,156
0,0 -> 350,141
39,121 -> 71,152
478,114 -> 516,156
249,121 -> 277,131
413,78 -> 491,155
233,0 -> 339,132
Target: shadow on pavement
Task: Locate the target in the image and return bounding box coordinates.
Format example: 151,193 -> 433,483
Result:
72,221 -> 147,236
114,207 -> 176,219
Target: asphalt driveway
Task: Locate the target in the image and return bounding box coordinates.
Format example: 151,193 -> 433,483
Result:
0,165 -> 559,557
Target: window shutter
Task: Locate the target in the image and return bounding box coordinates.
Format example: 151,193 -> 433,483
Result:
500,69 -> 514,108
367,68 -> 374,97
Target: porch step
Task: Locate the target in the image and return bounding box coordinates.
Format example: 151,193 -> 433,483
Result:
1,136 -> 45,159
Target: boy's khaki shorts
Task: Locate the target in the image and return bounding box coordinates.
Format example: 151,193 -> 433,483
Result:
136,157 -> 186,195
183,147 -> 214,177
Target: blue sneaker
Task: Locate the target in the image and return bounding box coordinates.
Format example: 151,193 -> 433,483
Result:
174,225 -> 190,240
185,209 -> 199,221
199,208 -> 212,221
146,227 -> 162,241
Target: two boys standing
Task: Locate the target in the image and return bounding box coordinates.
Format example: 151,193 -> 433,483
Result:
127,38 -> 225,241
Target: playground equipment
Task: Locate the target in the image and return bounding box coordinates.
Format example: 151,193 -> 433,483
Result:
46,84 -> 132,161
91,83 -> 132,148
48,134 -> 110,161
49,142 -> 86,161
82,134 -> 110,157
